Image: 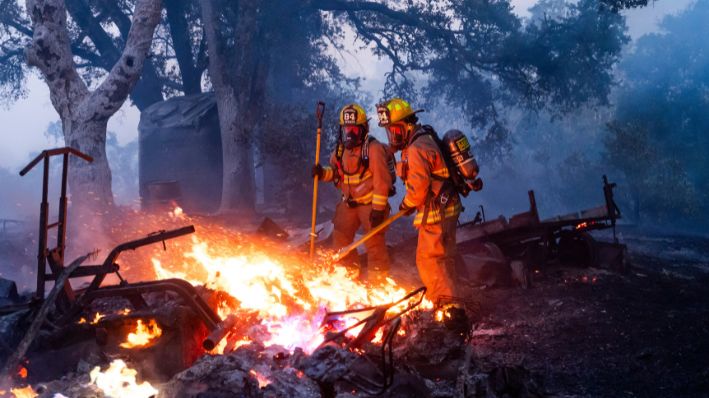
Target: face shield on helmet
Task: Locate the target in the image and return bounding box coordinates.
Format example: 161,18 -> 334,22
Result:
385,123 -> 407,151
377,99 -> 422,152
378,104 -> 407,151
342,124 -> 365,149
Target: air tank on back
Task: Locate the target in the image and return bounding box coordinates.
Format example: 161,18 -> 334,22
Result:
443,129 -> 480,181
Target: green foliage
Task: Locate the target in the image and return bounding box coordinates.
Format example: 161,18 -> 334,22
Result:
331,0 -> 631,132
2,0 -> 644,145
321,0 -> 637,168
600,0 -> 651,11
0,0 -> 29,106
0,0 -> 656,212
605,1 -> 709,227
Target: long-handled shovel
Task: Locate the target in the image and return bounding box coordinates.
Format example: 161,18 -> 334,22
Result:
332,210 -> 407,262
309,101 -> 326,259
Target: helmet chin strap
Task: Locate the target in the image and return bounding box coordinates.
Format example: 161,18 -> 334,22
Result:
404,123 -> 415,143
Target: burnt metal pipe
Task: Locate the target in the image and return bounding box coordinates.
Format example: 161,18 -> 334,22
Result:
202,314 -> 238,351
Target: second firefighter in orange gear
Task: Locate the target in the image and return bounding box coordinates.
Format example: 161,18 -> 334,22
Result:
312,104 -> 395,282
377,98 -> 462,303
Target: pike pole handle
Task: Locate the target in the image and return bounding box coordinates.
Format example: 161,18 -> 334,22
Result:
310,101 -> 326,259
333,210 -> 406,262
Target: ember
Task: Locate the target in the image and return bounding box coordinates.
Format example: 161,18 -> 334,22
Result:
89,359 -> 158,398
151,208 -> 432,353
120,319 -> 163,349
169,206 -> 185,220
8,386 -> 36,398
249,369 -> 271,388
77,312 -> 105,325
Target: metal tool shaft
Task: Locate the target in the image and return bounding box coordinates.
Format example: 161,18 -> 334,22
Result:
333,210 -> 406,261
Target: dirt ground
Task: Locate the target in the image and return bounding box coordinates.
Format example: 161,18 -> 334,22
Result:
424,227 -> 709,397
2,219 -> 708,397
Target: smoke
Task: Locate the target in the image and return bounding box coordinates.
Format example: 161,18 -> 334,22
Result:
0,127 -> 141,292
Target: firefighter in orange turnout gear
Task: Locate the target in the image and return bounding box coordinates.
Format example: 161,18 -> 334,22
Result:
312,104 -> 395,282
377,98 -> 465,303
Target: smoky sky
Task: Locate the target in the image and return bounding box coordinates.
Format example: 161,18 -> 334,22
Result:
0,0 -> 697,220
0,0 -> 694,169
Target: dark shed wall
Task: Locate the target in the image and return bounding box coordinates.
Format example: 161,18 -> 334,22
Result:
138,93 -> 223,213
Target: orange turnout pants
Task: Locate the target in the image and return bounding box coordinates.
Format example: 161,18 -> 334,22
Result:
332,202 -> 390,282
415,215 -> 459,303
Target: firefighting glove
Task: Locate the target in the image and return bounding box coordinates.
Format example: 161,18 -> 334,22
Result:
311,164 -> 324,179
399,201 -> 415,216
369,209 -> 386,228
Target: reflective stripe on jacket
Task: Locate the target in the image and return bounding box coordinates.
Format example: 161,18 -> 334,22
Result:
321,139 -> 393,210
399,129 -> 462,227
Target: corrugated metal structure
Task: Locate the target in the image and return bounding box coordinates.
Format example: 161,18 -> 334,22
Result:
138,93 -> 222,213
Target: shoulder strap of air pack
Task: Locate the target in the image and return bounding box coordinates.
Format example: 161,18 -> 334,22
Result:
335,135 -> 373,179
358,135 -> 377,178
410,125 -> 452,182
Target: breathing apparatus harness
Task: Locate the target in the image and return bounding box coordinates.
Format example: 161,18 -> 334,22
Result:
333,132 -> 397,208
402,125 -> 480,225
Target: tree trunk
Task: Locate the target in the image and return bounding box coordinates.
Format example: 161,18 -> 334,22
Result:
63,118 -> 113,207
25,0 -> 162,211
213,86 -> 256,213
165,0 -> 202,95
200,0 -> 268,214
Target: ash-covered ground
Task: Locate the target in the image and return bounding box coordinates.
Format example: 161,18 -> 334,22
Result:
464,230 -> 709,397
1,221 -> 708,397
376,225 -> 709,397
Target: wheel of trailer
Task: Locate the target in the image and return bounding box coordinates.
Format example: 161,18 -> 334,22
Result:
558,231 -> 596,268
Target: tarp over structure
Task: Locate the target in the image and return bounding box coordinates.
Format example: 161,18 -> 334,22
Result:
138,93 -> 222,214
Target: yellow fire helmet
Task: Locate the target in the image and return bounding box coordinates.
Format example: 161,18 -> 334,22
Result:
376,98 -> 424,126
339,103 -> 368,126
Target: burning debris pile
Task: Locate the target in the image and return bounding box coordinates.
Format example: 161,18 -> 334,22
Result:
0,180 -> 548,397
0,155 -> 489,398
1,147 -> 627,397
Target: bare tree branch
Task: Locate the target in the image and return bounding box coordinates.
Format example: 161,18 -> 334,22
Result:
65,0 -> 122,61
165,0 -> 201,94
87,0 -> 162,119
93,0 -> 133,39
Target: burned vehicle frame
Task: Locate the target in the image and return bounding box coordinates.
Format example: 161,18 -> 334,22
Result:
456,175 -> 625,287
0,147 -> 231,382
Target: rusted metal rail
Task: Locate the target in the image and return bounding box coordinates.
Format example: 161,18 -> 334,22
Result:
318,286 -> 427,395
19,147 -> 93,302
456,175 -> 623,270
3,147 -> 236,366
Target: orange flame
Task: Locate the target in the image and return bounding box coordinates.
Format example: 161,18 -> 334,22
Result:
8,386 -> 37,398
16,367 -> 27,379
434,305 -> 457,323
103,205 -> 433,353
152,235 -> 430,352
150,203 -> 433,353
249,369 -> 271,388
169,206 -> 185,220
77,312 -> 104,325
120,319 -> 163,349
89,312 -> 105,325
89,360 -> 157,398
